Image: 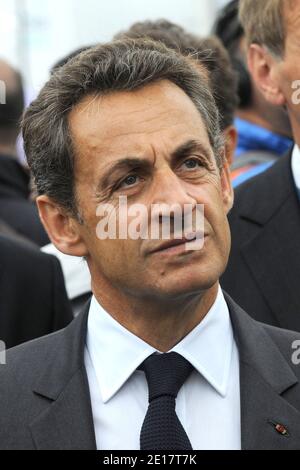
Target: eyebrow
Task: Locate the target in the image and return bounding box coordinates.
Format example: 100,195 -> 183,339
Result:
98,158 -> 153,192
170,140 -> 213,169
97,139 -> 213,192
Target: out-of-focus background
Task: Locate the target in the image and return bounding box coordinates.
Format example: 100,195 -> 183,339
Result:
0,0 -> 229,93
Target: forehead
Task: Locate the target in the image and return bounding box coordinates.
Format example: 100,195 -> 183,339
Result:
68,80 -> 211,162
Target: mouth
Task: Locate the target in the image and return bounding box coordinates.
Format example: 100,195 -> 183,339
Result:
148,232 -> 206,256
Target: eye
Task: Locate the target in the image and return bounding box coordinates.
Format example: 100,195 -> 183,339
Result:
181,158 -> 202,170
119,174 -> 140,188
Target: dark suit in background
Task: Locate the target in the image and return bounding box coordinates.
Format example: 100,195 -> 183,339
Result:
0,235 -> 73,349
0,154 -> 49,247
0,294 -> 299,450
222,151 -> 300,331
0,217 -> 37,247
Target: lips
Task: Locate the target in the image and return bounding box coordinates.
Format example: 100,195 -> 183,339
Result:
149,234 -> 199,255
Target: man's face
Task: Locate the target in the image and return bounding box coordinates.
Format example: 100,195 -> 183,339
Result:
69,80 -> 232,301
274,1 -> 300,130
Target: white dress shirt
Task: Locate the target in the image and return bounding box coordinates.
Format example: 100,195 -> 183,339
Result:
292,145 -> 300,194
84,287 -> 241,450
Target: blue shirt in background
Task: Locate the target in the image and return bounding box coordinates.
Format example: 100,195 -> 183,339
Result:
233,118 -> 293,187
235,117 -> 293,158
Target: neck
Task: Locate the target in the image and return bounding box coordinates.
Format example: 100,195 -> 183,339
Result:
92,279 -> 219,352
237,97 -> 293,139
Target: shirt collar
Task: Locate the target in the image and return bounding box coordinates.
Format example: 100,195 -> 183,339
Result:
292,145 -> 300,198
86,287 -> 234,403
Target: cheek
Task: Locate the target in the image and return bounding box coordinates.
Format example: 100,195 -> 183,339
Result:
278,60 -> 300,98
89,238 -> 140,281
204,193 -> 231,252
185,174 -> 222,204
198,183 -> 226,222
76,183 -> 99,222
186,180 -> 230,240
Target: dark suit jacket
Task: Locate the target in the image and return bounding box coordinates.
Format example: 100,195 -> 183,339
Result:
0,235 -> 73,349
222,150 -> 300,331
0,293 -> 300,450
0,154 -> 49,246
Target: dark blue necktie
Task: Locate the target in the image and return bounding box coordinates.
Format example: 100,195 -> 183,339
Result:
139,352 -> 194,450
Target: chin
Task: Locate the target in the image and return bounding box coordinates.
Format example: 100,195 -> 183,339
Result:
151,275 -> 219,301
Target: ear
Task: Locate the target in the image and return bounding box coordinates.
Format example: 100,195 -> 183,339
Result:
248,44 -> 286,106
219,158 -> 234,214
223,125 -> 238,167
37,195 -> 89,257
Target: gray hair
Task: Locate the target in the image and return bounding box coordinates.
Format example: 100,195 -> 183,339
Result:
23,38 -> 224,217
239,0 -> 286,57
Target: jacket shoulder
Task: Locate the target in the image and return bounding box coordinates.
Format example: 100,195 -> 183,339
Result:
0,309 -> 87,449
0,329 -> 68,448
0,305 -> 86,389
0,327 -> 68,387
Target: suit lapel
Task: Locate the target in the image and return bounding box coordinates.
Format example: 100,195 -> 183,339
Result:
29,303 -> 97,450
241,205 -> 300,329
225,293 -> 300,450
240,360 -> 300,450
30,367 -> 96,450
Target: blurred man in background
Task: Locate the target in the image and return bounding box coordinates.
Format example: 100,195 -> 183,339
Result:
214,0 -> 293,186
0,61 -> 72,347
0,59 -> 49,246
0,234 -> 73,349
222,0 -> 300,331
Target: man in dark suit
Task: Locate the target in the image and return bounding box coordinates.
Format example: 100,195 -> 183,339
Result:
222,0 -> 300,331
0,59 -> 49,246
222,150 -> 300,330
1,39 -> 300,450
0,235 -> 73,349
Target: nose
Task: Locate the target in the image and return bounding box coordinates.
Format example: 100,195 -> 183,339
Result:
149,167 -> 199,237
151,166 -> 197,208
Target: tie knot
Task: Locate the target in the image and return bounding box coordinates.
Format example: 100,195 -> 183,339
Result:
140,352 -> 194,403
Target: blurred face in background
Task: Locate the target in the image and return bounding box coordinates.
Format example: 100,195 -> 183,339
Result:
274,1 -> 300,137
248,0 -> 300,143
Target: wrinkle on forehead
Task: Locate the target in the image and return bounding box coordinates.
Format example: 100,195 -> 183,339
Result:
70,79 -> 202,124
71,108 -> 202,153
69,82 -> 207,146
